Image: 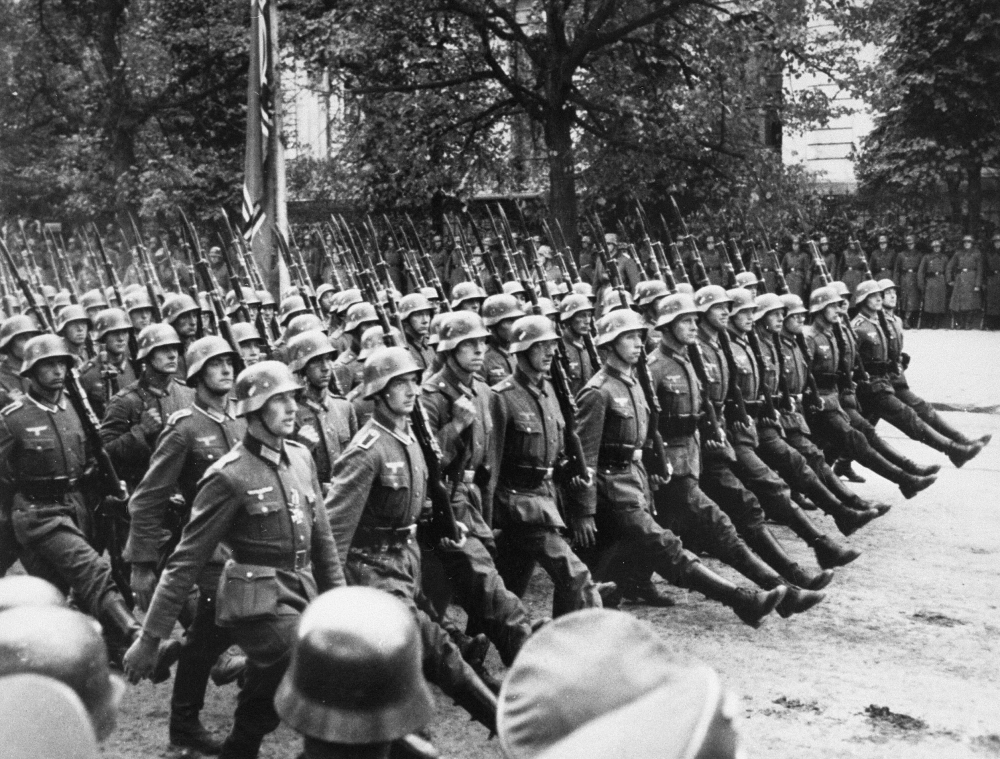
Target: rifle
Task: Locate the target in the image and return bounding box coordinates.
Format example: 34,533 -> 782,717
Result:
544,218 -> 581,282
16,221 -> 46,292
462,212 -> 504,295
326,221 -> 359,290
40,226 -> 64,291
445,216 -> 483,289
79,231 -> 108,291
589,215 -> 672,484
405,213 -> 449,306
119,222 -> 163,323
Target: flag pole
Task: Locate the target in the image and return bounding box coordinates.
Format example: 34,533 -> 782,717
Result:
268,0 -> 290,294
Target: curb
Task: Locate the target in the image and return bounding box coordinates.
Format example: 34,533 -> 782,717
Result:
930,402 -> 1000,415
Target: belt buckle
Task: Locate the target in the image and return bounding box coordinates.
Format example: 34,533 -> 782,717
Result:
463,470 -> 475,484
631,449 -> 643,462
294,548 -> 308,570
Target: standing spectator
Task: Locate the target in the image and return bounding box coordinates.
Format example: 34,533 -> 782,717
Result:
983,232 -> 1000,330
946,233 -> 983,329
781,236 -> 811,299
893,234 -> 923,328
917,238 -> 950,329
839,238 -> 869,297
870,233 -> 897,282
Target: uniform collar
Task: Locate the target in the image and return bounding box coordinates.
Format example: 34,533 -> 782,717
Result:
243,433 -> 288,467
26,388 -> 67,412
601,362 -> 635,386
658,339 -> 688,362
194,398 -> 232,423
140,373 -> 171,398
441,360 -> 476,395
697,324 -> 720,347
513,366 -> 547,398
372,407 -> 415,445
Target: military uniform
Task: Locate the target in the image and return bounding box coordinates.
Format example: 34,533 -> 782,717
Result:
870,245 -> 897,282
293,392 -> 357,487
809,251 -> 838,293
946,246 -> 983,327
917,248 -> 950,323
560,332 -> 595,396
79,353 -> 137,420
574,364 -> 699,587
100,376 -> 195,490
420,362 -> 532,663
0,355 -> 27,407
324,409 -> 498,723
403,331 -> 435,374
839,248 -> 869,296
984,247 -> 1000,328
143,433 -> 344,758
481,341 -> 516,386
781,249 -> 811,299
893,247 -> 923,325
757,256 -> 781,295
331,348 -> 364,395
488,367 -> 602,617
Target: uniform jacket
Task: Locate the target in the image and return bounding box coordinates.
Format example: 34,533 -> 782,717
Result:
695,326 -> 739,460
893,248 -> 923,312
331,349 -> 364,396
488,368 -> 566,528
124,400 -> 246,564
985,248 -> 1000,316
946,247 -> 983,312
882,310 -> 910,389
100,375 -> 195,490
0,356 -> 27,407
840,248 -> 869,296
561,333 -> 595,396
850,312 -> 894,394
293,391 -> 357,486
574,364 -> 651,518
647,341 -> 702,477
776,331 -> 812,435
404,331 -> 436,374
79,352 -> 137,421
802,322 -> 844,411
481,342 -> 516,387
809,252 -> 838,292
324,409 -> 428,561
917,251 -> 950,314
143,434 -> 343,639
870,246 -> 897,281
781,250 -> 811,299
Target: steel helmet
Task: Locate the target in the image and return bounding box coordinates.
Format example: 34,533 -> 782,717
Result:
780,293 -> 808,317
0,606 -> 126,741
830,280 -> 850,298
224,290 -> 253,316
135,323 -> 181,360
343,302 -> 379,333
735,271 -> 760,289
231,321 -> 263,345
426,312 -> 447,347
878,278 -> 897,293
377,287 -> 402,307
436,311 -> 491,352
19,334 -> 74,376
103,286 -> 117,305
419,286 -> 441,303
123,283 -> 144,296
398,293 -> 434,321
558,293 -> 593,322
55,304 -> 90,334
654,293 -> 699,329
535,297 -> 558,318
279,295 -> 308,325
600,288 -> 633,312
0,575 -> 66,612
549,281 -> 570,297
808,285 -> 844,314
315,283 -> 336,302
596,308 -> 647,347
693,285 -> 733,313
362,346 -> 421,399
753,293 -> 785,322
123,289 -> 153,314
0,673 -> 101,757
508,315 -> 559,353
162,293 -> 199,324
726,288 -> 756,315
185,336 -> 235,386
853,279 -> 883,306
257,289 -> 276,307
449,281 -> 487,310
0,314 -> 43,350
52,290 -> 73,311
281,286 -> 302,301
1,295 -> 19,316
336,288 -> 364,315
635,280 -> 669,308
288,330 -> 336,373
676,282 -> 694,295
41,284 -> 58,302
502,280 -> 526,297
234,360 -> 302,417
358,325 -> 400,361
285,313 -> 326,342
482,294 -> 524,327
571,281 -> 594,299
80,289 -> 109,312
274,586 -> 434,744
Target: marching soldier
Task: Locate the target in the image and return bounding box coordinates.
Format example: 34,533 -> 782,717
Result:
331,302 -> 380,394
80,288 -> 109,320
124,289 -> 155,333
781,236 -> 811,300
324,346 -> 499,733
450,281 -> 487,315
288,330 -> 357,489
557,293 -> 597,395
161,293 -> 201,377
480,293 -> 524,386
487,315 -> 607,617
79,308 -> 136,419
917,238 -> 950,328
0,314 -> 42,406
231,322 -> 266,367
124,361 -> 345,759
124,335 -> 246,754
573,308 -> 786,627
946,233 -> 983,329
55,304 -> 92,365
100,324 -> 195,491
634,280 -> 670,352
397,292 -> 436,372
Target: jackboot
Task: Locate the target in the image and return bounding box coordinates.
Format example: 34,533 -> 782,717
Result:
947,439 -> 985,469
620,579 -> 677,607
677,563 -> 785,628
812,535 -> 861,570
866,435 -> 936,477
899,472 -> 937,499
918,421 -> 968,457
744,526 -> 832,590
219,727 -> 264,759
101,595 -> 182,684
798,474 -> 881,535
450,671 -> 498,734
833,458 -> 866,483
854,443 -> 936,496
843,494 -> 892,518
170,640 -> 224,754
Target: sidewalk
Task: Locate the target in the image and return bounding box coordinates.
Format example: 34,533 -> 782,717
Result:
899,328 -> 1000,413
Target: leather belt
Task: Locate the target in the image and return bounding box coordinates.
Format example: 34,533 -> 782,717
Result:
662,414 -> 701,436
17,477 -> 79,501
500,465 -> 553,491
352,524 -> 417,553
233,547 -> 310,571
443,469 -> 476,485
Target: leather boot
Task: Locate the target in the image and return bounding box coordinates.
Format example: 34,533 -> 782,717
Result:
170,719 -> 223,755
620,579 -> 677,607
219,728 -> 263,759
812,535 -> 861,569
791,492 -> 817,511
170,641 -> 224,754
834,458 -> 866,482
924,408 -> 975,445
678,563 -> 785,628
775,585 -> 826,618
947,439 -> 985,468
867,435 -> 929,477
832,504 -> 881,537
899,472 -> 937,499
101,595 -> 182,684
918,421 -> 966,456
744,527 -> 831,590
450,671 -> 498,734
844,494 -> 892,517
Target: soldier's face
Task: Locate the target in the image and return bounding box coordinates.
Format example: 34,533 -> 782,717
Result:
63,321 -> 89,346
175,313 -> 198,338
304,355 -> 334,389
882,288 -> 897,308
149,346 -> 179,375
820,238 -> 829,250
240,341 -> 263,366
131,309 -> 153,331
668,314 -> 699,345
458,300 -> 482,315
260,391 -> 298,436
906,236 -> 915,249
878,237 -> 888,249
319,292 -> 335,312
31,358 -> 68,393
453,337 -> 486,374
963,238 -> 973,249
704,304 -> 730,331
382,374 -> 418,416
495,318 -> 517,344
784,313 -> 805,334
104,330 -> 129,357
408,312 -> 431,336
525,340 -> 557,374
863,293 -> 883,312
568,312 -> 591,337
730,309 -> 754,333
822,304 -> 841,323
763,310 -> 784,333
612,330 -> 644,366
202,356 -> 235,395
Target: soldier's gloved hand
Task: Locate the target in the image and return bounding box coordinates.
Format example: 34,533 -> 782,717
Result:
123,633 -> 160,685
650,461 -> 673,488
131,564 -> 158,612
451,396 -> 477,431
569,467 -> 594,490
138,407 -> 163,440
572,516 -> 597,549
438,521 -> 468,552
705,435 -> 726,451
901,352 -> 911,370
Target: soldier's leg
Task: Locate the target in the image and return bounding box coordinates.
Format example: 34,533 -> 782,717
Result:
221,615 -> 298,759
896,385 -> 985,446
525,527 -> 602,617
786,430 -> 891,513
865,390 -> 983,465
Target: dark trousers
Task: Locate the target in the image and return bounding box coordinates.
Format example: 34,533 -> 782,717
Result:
699,453 -> 768,533
591,502 -> 698,587
653,474 -> 746,559
756,427 -> 845,513
784,429 -> 860,504
892,385 -> 970,444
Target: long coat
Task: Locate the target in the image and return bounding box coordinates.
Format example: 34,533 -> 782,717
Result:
781,250 -> 811,299
893,248 -> 923,312
984,249 -> 1000,316
869,246 -> 897,282
840,247 -> 869,297
917,250 -> 950,315
946,247 -> 983,312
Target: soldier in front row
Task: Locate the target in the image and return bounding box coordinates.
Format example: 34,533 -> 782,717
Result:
124,361 -> 345,759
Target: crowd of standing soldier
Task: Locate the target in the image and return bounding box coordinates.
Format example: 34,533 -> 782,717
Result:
0,209 -> 992,759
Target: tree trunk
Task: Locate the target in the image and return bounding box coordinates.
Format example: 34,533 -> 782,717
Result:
544,108 -> 578,258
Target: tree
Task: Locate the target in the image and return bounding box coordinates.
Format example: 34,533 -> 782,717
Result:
0,0 -> 250,223
284,0 -> 861,240
856,0 -> 1000,231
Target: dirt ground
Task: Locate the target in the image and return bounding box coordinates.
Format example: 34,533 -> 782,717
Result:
103,330 -> 1000,759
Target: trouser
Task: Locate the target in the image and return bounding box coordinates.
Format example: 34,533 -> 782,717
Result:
892,385 -> 971,444
172,563 -> 235,726
784,428 -> 861,505
653,474 -> 746,559
699,453 -> 768,534
10,498 -> 122,617
809,406 -> 908,484
420,535 -> 531,667
755,427 -> 849,515
220,615 -> 298,759
495,525 -> 601,617
858,388 -> 953,452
